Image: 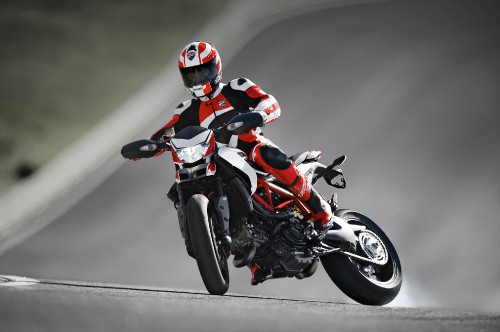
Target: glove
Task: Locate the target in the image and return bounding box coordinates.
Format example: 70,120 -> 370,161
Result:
256,111 -> 266,127
227,112 -> 265,135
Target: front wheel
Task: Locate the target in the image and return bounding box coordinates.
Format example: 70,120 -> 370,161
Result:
187,194 -> 229,295
320,209 -> 402,305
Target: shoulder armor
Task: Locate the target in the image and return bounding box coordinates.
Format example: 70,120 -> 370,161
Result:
229,77 -> 255,91
174,100 -> 193,115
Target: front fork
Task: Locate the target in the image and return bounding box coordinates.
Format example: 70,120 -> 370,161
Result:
167,183 -> 193,257
212,178 -> 232,256
168,178 -> 232,259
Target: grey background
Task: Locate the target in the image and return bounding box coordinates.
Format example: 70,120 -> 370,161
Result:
1,0 -> 500,313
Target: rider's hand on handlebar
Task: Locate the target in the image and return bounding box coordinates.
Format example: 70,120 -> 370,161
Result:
256,111 -> 266,127
156,139 -> 171,151
226,112 -> 265,135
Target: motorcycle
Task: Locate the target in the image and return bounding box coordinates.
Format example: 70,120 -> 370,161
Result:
121,112 -> 402,305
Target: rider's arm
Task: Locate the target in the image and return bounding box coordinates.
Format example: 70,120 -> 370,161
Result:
228,78 -> 281,125
150,101 -> 193,140
146,100 -> 194,158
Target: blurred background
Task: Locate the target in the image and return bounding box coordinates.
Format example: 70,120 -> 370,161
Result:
0,0 -> 226,192
1,0 -> 500,314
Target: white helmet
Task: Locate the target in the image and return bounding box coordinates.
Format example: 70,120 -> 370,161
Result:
178,41 -> 222,101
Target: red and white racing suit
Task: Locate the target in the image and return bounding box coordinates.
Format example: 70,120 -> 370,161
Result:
150,77 -> 332,229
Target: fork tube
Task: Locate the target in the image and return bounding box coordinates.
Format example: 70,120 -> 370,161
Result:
215,177 -> 223,197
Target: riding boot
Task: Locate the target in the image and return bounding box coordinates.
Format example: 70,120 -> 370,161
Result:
306,187 -> 334,231
269,163 -> 334,231
250,143 -> 334,229
249,263 -> 268,285
308,188 -> 357,251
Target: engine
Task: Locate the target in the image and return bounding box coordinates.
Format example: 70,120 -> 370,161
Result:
250,206 -> 316,279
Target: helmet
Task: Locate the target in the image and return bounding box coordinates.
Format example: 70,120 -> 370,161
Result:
178,41 -> 222,101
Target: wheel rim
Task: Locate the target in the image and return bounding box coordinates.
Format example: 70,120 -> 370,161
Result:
348,224 -> 398,284
358,230 -> 388,265
323,211 -> 402,304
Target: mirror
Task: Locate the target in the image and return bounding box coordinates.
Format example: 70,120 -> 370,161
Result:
332,155 -> 346,167
121,139 -> 159,159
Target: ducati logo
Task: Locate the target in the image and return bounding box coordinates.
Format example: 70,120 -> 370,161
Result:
187,45 -> 196,61
187,51 -> 196,60
218,100 -> 227,108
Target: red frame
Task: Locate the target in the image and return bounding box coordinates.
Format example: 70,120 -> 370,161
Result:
252,177 -> 312,218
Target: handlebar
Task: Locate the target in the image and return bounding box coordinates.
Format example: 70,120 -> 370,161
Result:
122,112 -> 264,160
121,139 -> 170,160
138,141 -> 170,152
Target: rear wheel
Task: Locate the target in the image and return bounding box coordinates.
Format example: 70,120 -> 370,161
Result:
320,209 -> 402,305
187,194 -> 229,295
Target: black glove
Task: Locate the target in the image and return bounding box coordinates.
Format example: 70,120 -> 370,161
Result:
226,112 -> 265,135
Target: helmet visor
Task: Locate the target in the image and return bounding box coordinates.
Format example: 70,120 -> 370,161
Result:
180,57 -> 218,88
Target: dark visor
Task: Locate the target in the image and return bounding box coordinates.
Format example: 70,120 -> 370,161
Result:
180,57 -> 218,88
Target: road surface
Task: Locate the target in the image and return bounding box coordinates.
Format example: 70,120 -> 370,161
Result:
1,276 -> 499,332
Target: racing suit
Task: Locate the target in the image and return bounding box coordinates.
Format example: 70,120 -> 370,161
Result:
150,77 -> 333,230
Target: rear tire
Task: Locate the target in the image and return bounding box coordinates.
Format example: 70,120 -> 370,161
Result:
187,194 -> 229,295
320,209 -> 402,305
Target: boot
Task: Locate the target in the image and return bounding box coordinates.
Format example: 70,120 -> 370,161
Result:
306,187 -> 334,232
268,162 -> 334,231
249,263 -> 268,285
308,189 -> 357,251
250,147 -> 334,232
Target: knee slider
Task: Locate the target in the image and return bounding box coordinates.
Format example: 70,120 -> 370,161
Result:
259,145 -> 291,170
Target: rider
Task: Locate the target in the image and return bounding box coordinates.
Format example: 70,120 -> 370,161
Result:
147,41 -> 334,281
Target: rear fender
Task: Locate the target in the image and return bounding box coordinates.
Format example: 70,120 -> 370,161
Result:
323,215 -> 360,246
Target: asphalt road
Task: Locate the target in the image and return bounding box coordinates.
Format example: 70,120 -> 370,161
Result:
1,277 -> 499,332
1,0 -> 500,325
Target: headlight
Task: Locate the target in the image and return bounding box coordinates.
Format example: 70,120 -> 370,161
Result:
174,143 -> 209,163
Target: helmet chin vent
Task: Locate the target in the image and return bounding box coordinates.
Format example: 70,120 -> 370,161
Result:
188,79 -> 221,101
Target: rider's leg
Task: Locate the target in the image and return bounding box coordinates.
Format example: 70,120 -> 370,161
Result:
249,262 -> 267,285
249,143 -> 333,230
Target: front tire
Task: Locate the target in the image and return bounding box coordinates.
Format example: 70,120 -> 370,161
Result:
321,209 -> 402,305
187,194 -> 229,295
